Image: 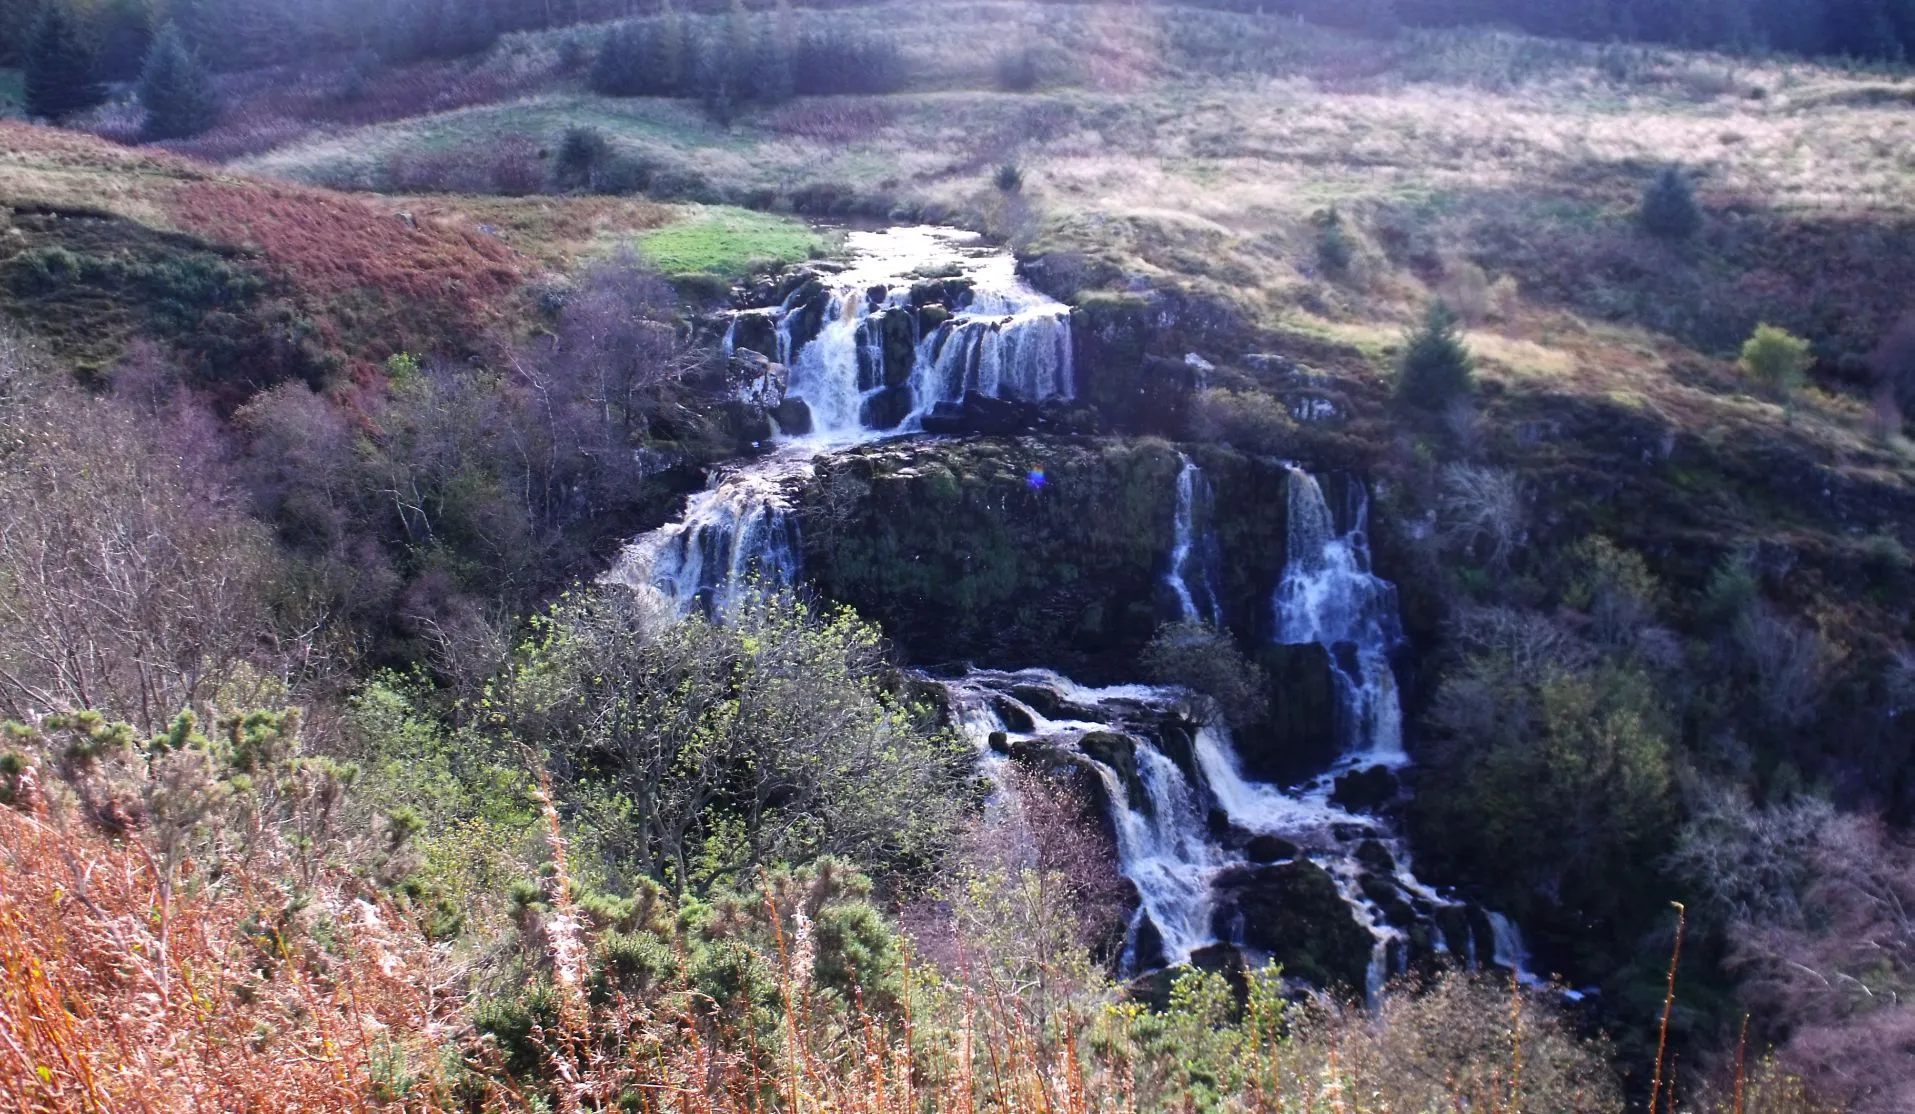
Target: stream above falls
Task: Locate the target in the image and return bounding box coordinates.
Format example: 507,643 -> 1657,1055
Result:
605,226 -> 1527,996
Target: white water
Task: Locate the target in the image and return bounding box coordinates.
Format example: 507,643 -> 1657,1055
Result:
1165,454 -> 1224,626
604,451 -> 814,616
1273,468 -> 1407,770
777,226 -> 1073,442
609,227 -> 1073,613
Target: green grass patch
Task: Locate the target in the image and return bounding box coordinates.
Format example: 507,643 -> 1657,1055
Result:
636,208 -> 825,276
0,69 -> 24,117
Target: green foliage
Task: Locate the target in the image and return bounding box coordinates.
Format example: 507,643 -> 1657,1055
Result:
1397,300 -> 1475,409
498,588 -> 975,892
1738,322 -> 1813,399
1140,621 -> 1270,728
1640,165 -> 1703,241
1419,658 -> 1678,935
344,678 -> 540,906
138,22 -> 223,140
24,0 -> 104,120
1186,387 -> 1294,452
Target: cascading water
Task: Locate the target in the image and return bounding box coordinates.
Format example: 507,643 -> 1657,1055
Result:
775,226 -> 1074,441
609,227 -> 1074,614
604,452 -> 813,616
1273,468 -> 1407,771
1165,454 -> 1224,626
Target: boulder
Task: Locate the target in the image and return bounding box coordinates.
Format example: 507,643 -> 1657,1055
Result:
859,385 -> 915,431
727,349 -> 787,411
920,303 -> 951,330
730,312 -> 779,360
1233,643 -> 1339,785
919,391 -> 1042,436
880,307 -> 917,388
1354,839 -> 1396,876
1210,860 -> 1374,992
1245,835 -> 1298,864
1078,731 -> 1148,817
1331,766 -> 1400,814
772,398 -> 813,437
1358,873 -> 1415,927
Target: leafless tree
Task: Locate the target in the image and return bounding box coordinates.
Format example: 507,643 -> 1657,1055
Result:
1438,463 -> 1524,571
1732,603 -> 1835,728
0,338 -> 280,730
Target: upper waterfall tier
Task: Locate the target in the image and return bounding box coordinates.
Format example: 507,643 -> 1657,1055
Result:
739,227 -> 1075,443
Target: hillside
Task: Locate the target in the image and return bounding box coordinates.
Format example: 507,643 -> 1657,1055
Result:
3,3 -> 1915,1112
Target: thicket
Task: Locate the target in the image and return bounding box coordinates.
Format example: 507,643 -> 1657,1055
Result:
587,8 -> 903,120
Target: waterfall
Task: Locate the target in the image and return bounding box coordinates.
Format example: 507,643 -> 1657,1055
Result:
604,453 -> 813,617
1165,454 -> 1224,625
613,227 -> 1076,616
1273,468 -> 1407,768
771,227 -> 1073,441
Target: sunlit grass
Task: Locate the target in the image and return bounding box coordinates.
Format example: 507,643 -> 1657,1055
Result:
636,206 -> 827,275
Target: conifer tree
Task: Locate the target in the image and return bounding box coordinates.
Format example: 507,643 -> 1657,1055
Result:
1639,165 -> 1702,241
1398,300 -> 1475,409
137,22 -> 223,140
95,0 -> 155,82
24,0 -> 105,120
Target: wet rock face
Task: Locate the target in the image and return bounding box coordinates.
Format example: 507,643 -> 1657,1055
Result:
1233,642 -> 1340,785
1209,859 -> 1375,993
798,437 -> 1183,677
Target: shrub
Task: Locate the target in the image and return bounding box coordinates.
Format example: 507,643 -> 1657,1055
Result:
1738,323 -> 1813,400
1640,164 -> 1703,241
994,162 -> 1024,192
553,124 -> 613,191
994,45 -> 1039,91
1397,300 -> 1474,409
1314,205 -> 1353,278
138,21 -> 223,140
498,588 -> 976,889
1140,620 -> 1270,727
1437,464 -> 1524,571
1186,386 -> 1294,452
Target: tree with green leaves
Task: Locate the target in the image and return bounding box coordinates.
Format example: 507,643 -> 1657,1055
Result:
137,22 -> 223,140
24,0 -> 105,121
1739,323 -> 1814,400
1640,165 -> 1702,241
1397,300 -> 1475,409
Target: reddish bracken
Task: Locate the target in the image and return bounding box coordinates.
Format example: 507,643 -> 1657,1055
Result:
0,802 -> 454,1114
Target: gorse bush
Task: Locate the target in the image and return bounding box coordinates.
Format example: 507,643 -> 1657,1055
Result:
1641,164 -> 1703,241
1398,300 -> 1475,409
1314,205 -> 1354,278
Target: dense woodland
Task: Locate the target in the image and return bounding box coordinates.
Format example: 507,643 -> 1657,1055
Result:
3,0 -> 1915,1111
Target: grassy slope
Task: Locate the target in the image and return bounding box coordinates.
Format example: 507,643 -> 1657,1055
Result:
0,123 -> 699,373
